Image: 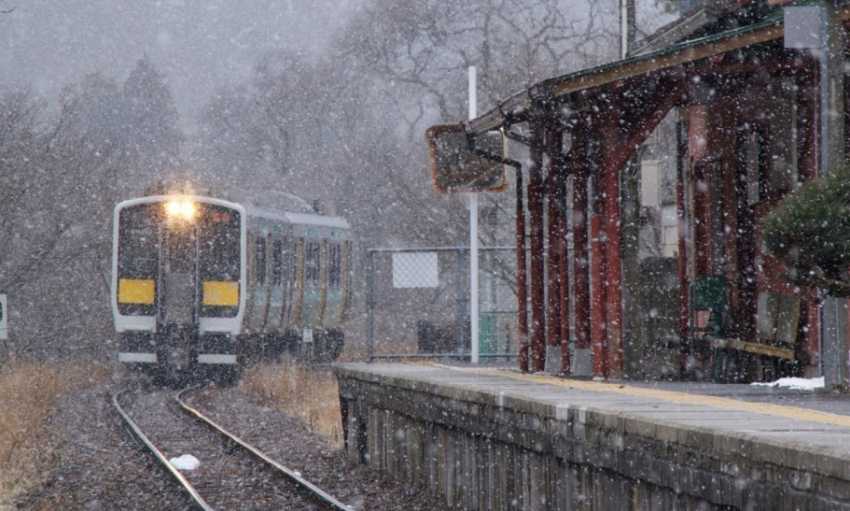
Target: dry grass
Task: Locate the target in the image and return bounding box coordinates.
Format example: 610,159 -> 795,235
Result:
0,361 -> 109,506
241,359 -> 344,449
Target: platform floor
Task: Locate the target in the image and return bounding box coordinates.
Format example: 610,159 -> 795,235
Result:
343,362 -> 850,457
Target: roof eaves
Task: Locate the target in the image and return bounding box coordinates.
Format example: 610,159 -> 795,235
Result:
548,11 -> 783,97
630,3 -> 729,56
466,11 -> 785,136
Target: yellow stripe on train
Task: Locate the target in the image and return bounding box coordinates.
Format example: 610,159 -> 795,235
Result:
118,279 -> 155,304
203,281 -> 239,307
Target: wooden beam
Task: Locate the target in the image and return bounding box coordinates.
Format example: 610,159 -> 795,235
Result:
709,338 -> 795,360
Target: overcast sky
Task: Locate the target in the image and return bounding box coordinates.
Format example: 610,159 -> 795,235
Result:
1,0 -> 358,130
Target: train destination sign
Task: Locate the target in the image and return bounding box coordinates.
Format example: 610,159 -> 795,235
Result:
425,124 -> 507,193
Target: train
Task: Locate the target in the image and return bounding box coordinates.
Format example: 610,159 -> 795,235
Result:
111,194 -> 352,381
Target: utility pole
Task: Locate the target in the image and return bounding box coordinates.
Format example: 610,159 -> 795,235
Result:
469,65 -> 480,364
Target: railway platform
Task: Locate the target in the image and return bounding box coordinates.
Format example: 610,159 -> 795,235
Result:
334,362 -> 850,510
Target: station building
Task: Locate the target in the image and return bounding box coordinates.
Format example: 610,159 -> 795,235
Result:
431,0 -> 850,383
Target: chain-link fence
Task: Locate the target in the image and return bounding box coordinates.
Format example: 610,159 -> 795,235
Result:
366,247 -> 518,361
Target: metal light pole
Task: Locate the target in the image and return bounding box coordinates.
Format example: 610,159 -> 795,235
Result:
818,1 -> 848,389
469,65 -> 480,364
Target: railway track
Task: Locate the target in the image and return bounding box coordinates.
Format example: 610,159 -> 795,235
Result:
113,386 -> 350,510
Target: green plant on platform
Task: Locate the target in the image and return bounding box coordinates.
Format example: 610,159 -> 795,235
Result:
761,163 -> 850,298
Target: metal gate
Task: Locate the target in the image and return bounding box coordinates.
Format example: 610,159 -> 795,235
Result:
366,246 -> 517,361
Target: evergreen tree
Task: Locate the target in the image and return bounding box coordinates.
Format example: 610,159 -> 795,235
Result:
121,56 -> 184,175
762,164 -> 850,298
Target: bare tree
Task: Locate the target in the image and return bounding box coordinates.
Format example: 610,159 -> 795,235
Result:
194,0 -> 622,251
0,69 -> 179,359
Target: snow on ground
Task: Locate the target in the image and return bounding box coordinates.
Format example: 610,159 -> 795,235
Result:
169,454 -> 200,471
751,376 -> 825,390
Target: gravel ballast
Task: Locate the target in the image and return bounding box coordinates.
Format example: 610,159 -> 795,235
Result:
13,375 -> 448,510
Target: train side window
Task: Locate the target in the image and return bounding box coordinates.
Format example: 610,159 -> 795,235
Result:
328,243 -> 341,288
282,237 -> 292,285
255,236 -> 267,286
272,239 -> 283,287
305,241 -> 321,286
295,238 -> 304,285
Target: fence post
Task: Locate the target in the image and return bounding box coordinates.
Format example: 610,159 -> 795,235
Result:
367,250 -> 375,362
456,248 -> 468,357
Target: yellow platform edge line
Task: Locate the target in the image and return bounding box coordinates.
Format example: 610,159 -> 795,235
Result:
443,365 -> 850,429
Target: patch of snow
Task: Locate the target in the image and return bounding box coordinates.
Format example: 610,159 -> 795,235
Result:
169,454 -> 200,471
751,376 -> 825,390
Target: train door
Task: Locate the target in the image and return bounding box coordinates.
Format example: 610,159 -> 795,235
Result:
154,221 -> 200,372
280,235 -> 296,329
267,237 -> 285,331
159,225 -> 199,328
291,237 -> 306,328
246,231 -> 270,332
300,238 -> 323,328
323,241 -> 344,326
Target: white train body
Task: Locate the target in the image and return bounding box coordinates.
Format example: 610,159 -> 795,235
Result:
111,195 -> 351,376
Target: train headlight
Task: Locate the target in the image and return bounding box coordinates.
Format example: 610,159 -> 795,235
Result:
165,199 -> 197,222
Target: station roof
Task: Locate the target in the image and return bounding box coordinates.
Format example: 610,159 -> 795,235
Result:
466,2 -> 850,136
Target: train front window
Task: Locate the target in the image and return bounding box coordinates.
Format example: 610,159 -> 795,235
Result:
198,205 -> 241,317
117,204 -> 159,315
118,205 -> 159,277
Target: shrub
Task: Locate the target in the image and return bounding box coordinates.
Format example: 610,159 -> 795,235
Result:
762,164 -> 850,298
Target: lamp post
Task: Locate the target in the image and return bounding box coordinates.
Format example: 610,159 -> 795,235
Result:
469,65 -> 480,364
818,1 -> 848,389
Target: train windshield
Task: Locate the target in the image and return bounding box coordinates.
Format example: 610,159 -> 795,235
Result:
117,203 -> 159,315
198,204 -> 241,317
117,200 -> 242,318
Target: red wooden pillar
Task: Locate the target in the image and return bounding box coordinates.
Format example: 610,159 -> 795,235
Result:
590,211 -> 609,377
677,121 -> 690,373
558,170 -> 571,373
572,140 -> 591,356
591,113 -> 609,378
546,162 -> 563,369
690,107 -> 711,277
528,123 -> 547,372
601,110 -> 624,379
546,130 -> 570,373
517,155 -> 530,372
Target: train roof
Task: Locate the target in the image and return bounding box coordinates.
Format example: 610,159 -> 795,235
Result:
115,195 -> 244,212
244,204 -> 350,230
115,195 -> 350,230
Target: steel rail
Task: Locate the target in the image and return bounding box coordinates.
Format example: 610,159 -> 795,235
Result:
175,388 -> 350,511
112,390 -> 214,511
